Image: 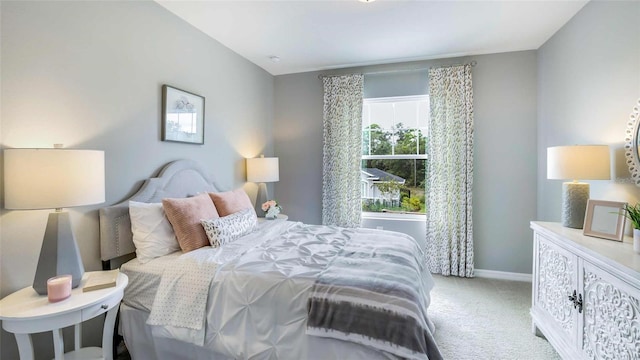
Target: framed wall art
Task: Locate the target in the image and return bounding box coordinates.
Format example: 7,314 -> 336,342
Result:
162,85 -> 205,144
583,199 -> 627,242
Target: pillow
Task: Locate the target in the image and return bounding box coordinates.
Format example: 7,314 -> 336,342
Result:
201,208 -> 257,248
162,193 -> 219,252
209,188 -> 256,217
129,201 -> 180,263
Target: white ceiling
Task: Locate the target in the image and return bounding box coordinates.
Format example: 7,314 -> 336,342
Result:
156,0 -> 588,76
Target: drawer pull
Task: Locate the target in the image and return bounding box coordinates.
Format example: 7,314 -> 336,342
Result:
101,304 -> 108,309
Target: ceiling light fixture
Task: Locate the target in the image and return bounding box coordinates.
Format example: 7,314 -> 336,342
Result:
269,56 -> 281,63
359,0 -> 375,3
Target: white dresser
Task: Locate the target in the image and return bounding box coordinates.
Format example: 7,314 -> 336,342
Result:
530,221 -> 640,359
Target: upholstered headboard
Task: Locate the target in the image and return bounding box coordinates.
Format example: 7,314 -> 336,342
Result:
99,159 -> 221,268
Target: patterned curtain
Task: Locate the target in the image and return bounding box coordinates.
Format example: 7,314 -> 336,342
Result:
322,74 -> 364,228
426,64 -> 474,277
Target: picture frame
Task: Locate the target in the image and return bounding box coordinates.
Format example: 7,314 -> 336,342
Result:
162,85 -> 205,144
583,199 -> 627,242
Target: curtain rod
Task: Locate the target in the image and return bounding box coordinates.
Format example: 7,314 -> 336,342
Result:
317,60 -> 477,79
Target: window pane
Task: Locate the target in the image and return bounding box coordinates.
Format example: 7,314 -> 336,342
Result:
394,129 -> 418,155
394,101 -> 419,128
370,130 -> 393,155
368,103 -> 394,130
362,130 -> 370,156
362,103 -> 371,129
417,98 -> 429,128
361,159 -> 427,214
418,129 -> 428,155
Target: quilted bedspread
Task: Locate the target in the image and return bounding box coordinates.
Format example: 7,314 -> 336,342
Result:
148,221 -> 440,359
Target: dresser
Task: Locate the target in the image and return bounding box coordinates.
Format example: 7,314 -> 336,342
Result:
531,221 -> 640,359
530,221 -> 640,359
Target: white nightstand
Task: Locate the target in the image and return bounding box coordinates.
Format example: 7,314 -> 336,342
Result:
0,271 -> 128,360
258,214 -> 288,222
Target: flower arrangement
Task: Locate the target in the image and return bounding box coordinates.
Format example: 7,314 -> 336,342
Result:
261,200 -> 282,219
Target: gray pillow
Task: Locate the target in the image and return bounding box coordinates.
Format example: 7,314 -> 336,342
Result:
201,208 -> 257,247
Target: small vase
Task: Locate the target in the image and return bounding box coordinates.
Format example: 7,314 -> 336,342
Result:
634,229 -> 640,254
265,207 -> 280,220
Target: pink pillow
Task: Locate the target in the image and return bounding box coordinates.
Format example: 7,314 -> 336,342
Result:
209,188 -> 256,217
162,193 -> 219,252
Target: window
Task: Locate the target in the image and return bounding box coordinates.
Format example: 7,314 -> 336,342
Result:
361,95 -> 428,215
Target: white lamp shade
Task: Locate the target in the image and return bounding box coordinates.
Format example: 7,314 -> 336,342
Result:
547,145 -> 611,180
246,157 -> 279,183
4,148 -> 105,210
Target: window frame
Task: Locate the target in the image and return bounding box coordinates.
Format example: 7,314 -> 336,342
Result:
361,95 -> 429,220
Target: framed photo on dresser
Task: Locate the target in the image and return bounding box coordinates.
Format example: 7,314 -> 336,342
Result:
583,199 -> 626,242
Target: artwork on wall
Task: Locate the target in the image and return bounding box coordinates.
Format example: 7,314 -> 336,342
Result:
162,85 -> 205,144
583,199 -> 626,242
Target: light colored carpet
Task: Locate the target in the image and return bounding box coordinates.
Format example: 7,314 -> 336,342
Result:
429,275 -> 561,360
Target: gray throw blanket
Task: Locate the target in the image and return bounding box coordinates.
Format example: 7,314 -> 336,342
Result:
306,229 -> 442,360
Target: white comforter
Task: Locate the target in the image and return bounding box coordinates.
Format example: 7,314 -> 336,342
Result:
147,220 -> 436,359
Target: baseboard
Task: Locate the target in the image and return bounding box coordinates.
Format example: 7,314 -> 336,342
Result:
475,269 -> 532,282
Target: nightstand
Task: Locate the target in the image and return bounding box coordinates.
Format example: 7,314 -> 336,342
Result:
0,271 -> 128,360
258,214 -> 288,222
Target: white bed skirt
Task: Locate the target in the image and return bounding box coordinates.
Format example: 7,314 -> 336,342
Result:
120,303 -> 399,360
120,303 -> 222,360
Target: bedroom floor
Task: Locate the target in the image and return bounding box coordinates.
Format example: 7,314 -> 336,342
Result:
430,275 -> 561,360
116,276 -> 560,360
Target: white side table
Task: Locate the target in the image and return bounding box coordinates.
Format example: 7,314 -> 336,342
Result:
0,271 -> 128,360
258,214 -> 288,222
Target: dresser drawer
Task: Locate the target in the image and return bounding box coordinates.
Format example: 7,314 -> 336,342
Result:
81,291 -> 122,321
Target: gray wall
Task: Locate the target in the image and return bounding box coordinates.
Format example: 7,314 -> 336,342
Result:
537,1 -> 640,223
0,2 -> 274,359
274,50 -> 538,274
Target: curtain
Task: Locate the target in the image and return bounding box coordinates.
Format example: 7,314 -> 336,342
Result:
426,64 -> 474,277
322,74 -> 364,228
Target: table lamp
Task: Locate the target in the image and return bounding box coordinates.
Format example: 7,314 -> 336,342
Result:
4,146 -> 105,295
246,155 -> 279,217
547,145 -> 610,228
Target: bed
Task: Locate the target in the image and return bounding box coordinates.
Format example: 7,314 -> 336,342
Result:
99,159 -> 442,360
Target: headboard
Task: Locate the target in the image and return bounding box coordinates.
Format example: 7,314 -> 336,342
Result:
99,159 -> 221,268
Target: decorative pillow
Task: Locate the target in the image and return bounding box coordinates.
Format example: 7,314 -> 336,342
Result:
201,208 -> 257,247
162,193 -> 219,252
129,201 -> 180,263
209,188 -> 256,217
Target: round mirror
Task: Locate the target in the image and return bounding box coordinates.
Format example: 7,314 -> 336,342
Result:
624,98 -> 640,185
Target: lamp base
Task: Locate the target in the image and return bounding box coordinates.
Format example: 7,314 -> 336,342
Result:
32,212 -> 85,295
561,182 -> 589,229
254,183 -> 269,218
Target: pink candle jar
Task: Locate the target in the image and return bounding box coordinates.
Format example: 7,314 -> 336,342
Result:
47,275 -> 72,302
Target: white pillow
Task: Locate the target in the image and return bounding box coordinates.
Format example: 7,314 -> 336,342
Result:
129,201 -> 180,263
201,208 -> 257,248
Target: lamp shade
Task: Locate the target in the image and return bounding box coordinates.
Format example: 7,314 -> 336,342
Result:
246,156 -> 279,183
547,145 -> 611,180
4,148 -> 105,210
